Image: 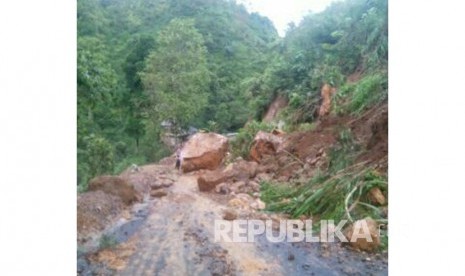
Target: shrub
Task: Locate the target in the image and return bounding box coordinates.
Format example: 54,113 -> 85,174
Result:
349,73 -> 387,114
77,134 -> 115,193
261,167 -> 387,226
231,120 -> 274,159
84,134 -> 115,178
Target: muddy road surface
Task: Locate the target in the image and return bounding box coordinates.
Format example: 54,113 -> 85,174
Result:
78,165 -> 388,275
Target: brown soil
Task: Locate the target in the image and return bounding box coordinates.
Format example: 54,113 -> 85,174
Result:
88,236 -> 138,271
257,101 -> 388,180
347,65 -> 364,83
262,95 -> 288,122
351,102 -> 388,173
120,164 -> 173,195
88,175 -> 141,206
77,191 -> 123,238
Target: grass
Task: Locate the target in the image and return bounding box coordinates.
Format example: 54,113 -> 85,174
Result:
332,73 -> 387,116
349,73 -> 387,114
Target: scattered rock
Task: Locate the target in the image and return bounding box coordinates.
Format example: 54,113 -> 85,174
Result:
249,181 -> 261,192
232,160 -> 259,180
255,173 -> 272,182
197,160 -> 259,192
198,169 -> 231,192
181,132 -> 229,173
230,181 -> 245,193
88,175 -> 140,205
150,189 -> 168,198
343,217 -> 381,252
223,209 -> 237,220
228,193 -> 253,210
149,176 -> 174,190
215,183 -> 230,194
250,198 -> 266,210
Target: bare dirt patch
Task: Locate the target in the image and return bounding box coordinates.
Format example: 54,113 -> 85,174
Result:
77,191 -> 123,238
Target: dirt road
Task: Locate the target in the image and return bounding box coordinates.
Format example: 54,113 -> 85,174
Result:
79,165 -> 388,275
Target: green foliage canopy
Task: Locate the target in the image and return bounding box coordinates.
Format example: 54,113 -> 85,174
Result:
141,18 -> 211,131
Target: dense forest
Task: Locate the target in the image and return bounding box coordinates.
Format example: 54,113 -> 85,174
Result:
77,0 -> 387,189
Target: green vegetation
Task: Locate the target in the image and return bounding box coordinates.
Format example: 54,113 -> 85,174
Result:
239,0 -> 388,125
260,129 -> 387,227
230,120 -> 274,159
333,73 -> 388,115
77,0 -> 388,192
77,0 -> 278,188
141,18 -> 211,133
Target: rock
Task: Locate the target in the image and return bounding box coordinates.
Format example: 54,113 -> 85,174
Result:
223,209 -> 237,220
197,168 -> 234,192
88,175 -> 140,205
230,181 -> 246,193
318,83 -> 336,117
228,193 -> 253,210
271,129 -> 286,136
197,160 -> 259,192
249,131 -> 284,163
250,198 -> 266,210
255,173 -> 272,182
343,217 -> 381,252
215,183 -> 230,194
249,181 -> 261,192
227,198 -> 248,210
181,132 -> 229,173
232,160 -> 259,180
309,157 -> 320,166
236,193 -> 254,202
367,187 -> 386,206
150,189 -> 167,198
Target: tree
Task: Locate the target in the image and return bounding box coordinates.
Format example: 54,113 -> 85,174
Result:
141,18 -> 211,133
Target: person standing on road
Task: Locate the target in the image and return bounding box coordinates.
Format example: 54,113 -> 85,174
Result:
175,145 -> 184,172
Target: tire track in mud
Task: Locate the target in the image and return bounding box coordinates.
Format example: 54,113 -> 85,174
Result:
88,166 -> 387,276
117,174 -> 275,275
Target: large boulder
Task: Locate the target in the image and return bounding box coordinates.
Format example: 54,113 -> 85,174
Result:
249,131 -> 284,163
88,175 -> 140,206
181,132 -> 229,173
